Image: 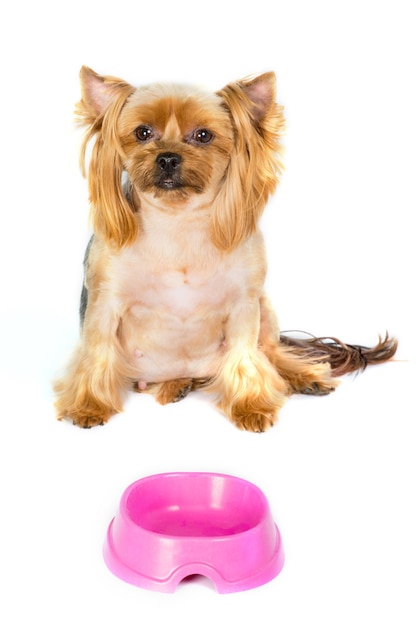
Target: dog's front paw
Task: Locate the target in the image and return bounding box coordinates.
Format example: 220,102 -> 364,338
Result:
231,410 -> 277,433
57,407 -> 111,429
55,395 -> 114,428
70,413 -> 108,429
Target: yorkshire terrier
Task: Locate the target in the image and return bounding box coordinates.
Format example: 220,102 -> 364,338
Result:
54,67 -> 397,430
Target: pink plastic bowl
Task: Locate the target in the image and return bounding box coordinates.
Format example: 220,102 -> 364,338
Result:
103,472 -> 284,593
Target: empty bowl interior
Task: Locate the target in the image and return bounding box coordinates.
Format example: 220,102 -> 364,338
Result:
123,473 -> 267,537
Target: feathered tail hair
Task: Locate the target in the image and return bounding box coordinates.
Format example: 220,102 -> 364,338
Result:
279,331 -> 398,377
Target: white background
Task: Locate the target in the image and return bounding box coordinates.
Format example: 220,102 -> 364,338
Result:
1,1 -> 417,624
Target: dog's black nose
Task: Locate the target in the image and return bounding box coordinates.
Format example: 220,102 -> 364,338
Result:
156,152 -> 182,174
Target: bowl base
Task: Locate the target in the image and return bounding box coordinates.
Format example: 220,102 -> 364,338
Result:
103,519 -> 285,594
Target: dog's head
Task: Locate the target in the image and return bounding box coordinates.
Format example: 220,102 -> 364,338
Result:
77,67 -> 284,250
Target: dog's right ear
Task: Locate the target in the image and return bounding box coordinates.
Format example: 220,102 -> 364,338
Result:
79,66 -> 133,118
76,67 -> 138,249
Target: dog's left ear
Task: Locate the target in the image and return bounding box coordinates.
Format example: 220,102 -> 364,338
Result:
212,73 -> 284,251
239,71 -> 277,123
76,67 -> 137,249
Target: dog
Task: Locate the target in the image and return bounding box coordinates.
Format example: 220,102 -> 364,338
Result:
54,67 -> 397,431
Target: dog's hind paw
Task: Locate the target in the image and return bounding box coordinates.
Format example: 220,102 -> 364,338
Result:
155,379 -> 195,405
285,363 -> 339,397
152,378 -> 210,405
299,382 -> 336,396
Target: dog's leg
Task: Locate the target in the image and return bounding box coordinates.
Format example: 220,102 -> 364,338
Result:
258,295 -> 337,395
207,299 -> 289,432
54,301 -> 127,428
54,347 -> 126,428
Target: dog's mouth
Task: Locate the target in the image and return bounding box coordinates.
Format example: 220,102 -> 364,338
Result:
156,174 -> 183,190
153,173 -> 205,195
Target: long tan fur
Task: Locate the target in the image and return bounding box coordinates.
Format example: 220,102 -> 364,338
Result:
54,67 -> 397,430
76,67 -> 137,248
211,73 -> 284,250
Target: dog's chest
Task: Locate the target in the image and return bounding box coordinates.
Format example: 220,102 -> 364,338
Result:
113,245 -> 245,317
105,234 -> 264,381
111,246 -> 246,380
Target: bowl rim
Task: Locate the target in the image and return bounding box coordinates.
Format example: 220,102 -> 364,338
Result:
118,471 -> 271,539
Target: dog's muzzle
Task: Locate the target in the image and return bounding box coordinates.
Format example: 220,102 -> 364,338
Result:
156,152 -> 182,189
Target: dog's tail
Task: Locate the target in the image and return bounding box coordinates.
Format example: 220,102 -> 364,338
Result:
279,331 -> 398,377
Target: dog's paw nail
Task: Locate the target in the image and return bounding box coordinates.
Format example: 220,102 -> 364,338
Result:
175,384 -> 193,402
300,382 -> 335,396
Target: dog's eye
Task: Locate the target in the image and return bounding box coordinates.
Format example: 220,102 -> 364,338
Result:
190,128 -> 214,145
134,125 -> 154,142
